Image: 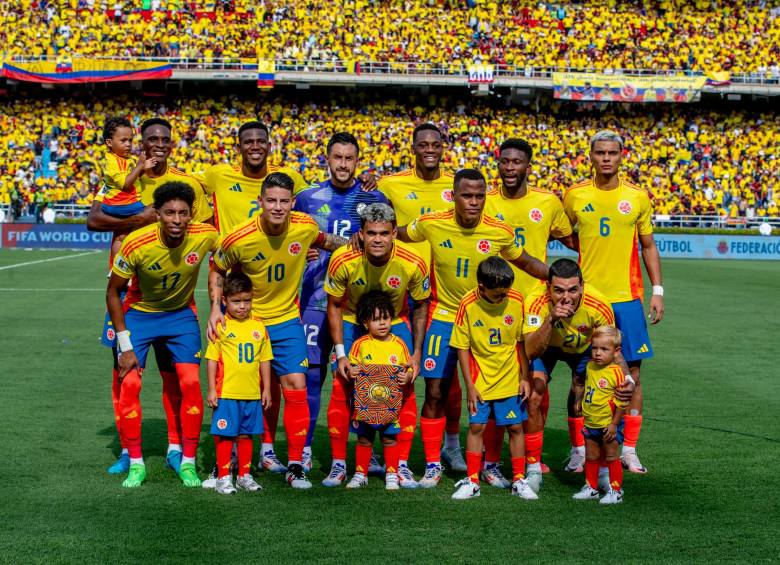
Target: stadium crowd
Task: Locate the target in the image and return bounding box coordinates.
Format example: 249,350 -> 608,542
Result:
1,94 -> 778,219
1,1 -> 779,77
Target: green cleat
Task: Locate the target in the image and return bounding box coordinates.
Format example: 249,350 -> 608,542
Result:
122,464 -> 147,488
178,462 -> 201,487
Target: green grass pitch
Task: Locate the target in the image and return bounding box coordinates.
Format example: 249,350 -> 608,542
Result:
1,249 -> 778,563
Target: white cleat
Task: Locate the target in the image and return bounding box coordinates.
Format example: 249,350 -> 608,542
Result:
215,476 -> 236,495
368,453 -> 386,476
201,466 -> 218,489
441,446 -> 468,472
572,484 -> 600,501
321,462 -> 347,487
526,469 -> 543,494
385,473 -> 400,490
451,478 -> 480,500
346,473 -> 369,489
285,463 -> 312,489
481,464 -> 511,489
236,473 -> 263,492
564,448 -> 586,472
398,464 -> 419,489
598,467 -> 611,492
600,488 -> 624,505
511,479 -> 539,500
262,450 -> 288,474
621,451 -> 648,474
418,464 -> 444,489
301,448 -> 313,473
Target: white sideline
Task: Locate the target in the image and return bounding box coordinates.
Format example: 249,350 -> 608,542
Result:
0,251 -> 101,271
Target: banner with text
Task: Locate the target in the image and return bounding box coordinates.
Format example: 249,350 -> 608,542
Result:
552,72 -> 706,103
2,59 -> 171,83
1,224 -> 112,249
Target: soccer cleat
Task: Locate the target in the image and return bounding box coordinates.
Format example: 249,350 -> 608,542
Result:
201,466 -> 218,489
600,488 -> 624,505
165,450 -> 182,474
526,469 -> 543,494
178,462 -> 201,487
121,464 -> 146,488
107,453 -> 130,475
302,448 -> 313,473
451,478 -> 480,500
540,462 -> 551,474
564,448 -> 586,472
368,452 -> 385,476
398,464 -> 419,489
572,484 -> 600,501
285,463 -> 312,489
346,473 -> 369,489
385,473 -> 400,490
621,451 -> 648,474
481,464 -> 511,489
598,467 -> 611,492
215,476 -> 237,495
511,479 -> 539,500
418,463 -> 444,489
441,447 -> 468,472
321,462 -> 347,487
236,473 -> 263,492
261,450 -> 288,474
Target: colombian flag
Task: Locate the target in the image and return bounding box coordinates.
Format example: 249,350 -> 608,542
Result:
257,60 -> 275,89
2,59 -> 172,83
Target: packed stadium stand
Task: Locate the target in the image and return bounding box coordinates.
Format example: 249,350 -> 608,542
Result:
1,1 -> 779,76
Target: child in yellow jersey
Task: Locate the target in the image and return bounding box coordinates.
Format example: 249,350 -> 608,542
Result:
205,273 -> 273,495
346,291 -> 414,491
99,117 -> 158,258
450,257 -> 537,501
572,326 -> 628,505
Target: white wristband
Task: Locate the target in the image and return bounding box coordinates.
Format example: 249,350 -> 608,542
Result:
624,375 -> 636,386
335,344 -> 346,359
116,330 -> 133,353
652,285 -> 664,297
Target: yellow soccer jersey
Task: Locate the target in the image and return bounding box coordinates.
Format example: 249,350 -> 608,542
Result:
194,163 -> 307,234
98,152 -> 139,207
213,212 -> 321,324
406,210 -> 524,322
582,361 -> 628,429
112,222 -> 218,312
378,169 -> 455,264
450,288 -> 526,401
205,315 -> 274,400
523,285 -> 615,354
325,240 -> 430,324
349,334 -> 411,367
485,186 -> 572,297
563,177 -> 654,303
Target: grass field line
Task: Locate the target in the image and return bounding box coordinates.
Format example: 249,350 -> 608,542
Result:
0,250 -> 100,271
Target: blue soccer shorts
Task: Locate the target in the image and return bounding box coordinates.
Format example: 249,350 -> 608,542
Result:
420,318 -> 458,380
582,421 -> 625,445
612,299 -> 654,363
122,307 -> 202,369
470,396 -> 528,425
210,398 -> 263,436
101,201 -> 146,218
265,318 -> 309,377
350,419 -> 401,438
530,346 -> 591,381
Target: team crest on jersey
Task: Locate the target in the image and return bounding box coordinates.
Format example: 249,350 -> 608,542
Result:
252,330 -> 262,341
503,314 -> 515,326
529,208 -> 544,223
477,239 -> 492,254
424,358 -> 436,371
597,378 -> 608,389
288,242 -> 302,255
577,324 -> 589,333
388,354 -> 399,365
441,189 -> 454,203
618,200 -> 632,215
185,252 -> 199,265
216,419 -> 228,430
387,275 -> 402,289
106,328 -> 116,341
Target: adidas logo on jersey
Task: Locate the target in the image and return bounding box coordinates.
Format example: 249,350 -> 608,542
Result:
318,204 -> 331,214
147,262 -> 162,271
473,320 -> 485,327
226,332 -> 236,339
229,183 -> 242,192
636,343 -> 650,354
364,354 -> 373,360
251,251 -> 266,261
581,203 -> 595,212
405,192 -> 419,200
439,239 -> 453,248
495,213 -> 505,221
353,278 -> 366,286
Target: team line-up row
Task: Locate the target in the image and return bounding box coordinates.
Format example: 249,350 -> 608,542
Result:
92,120 -> 664,504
